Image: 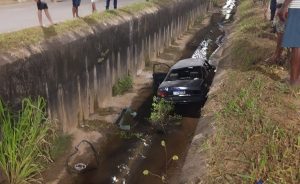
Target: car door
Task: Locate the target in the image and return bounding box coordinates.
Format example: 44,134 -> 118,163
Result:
152,63 -> 170,91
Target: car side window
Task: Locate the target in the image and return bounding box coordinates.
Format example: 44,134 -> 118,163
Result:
169,72 -> 178,80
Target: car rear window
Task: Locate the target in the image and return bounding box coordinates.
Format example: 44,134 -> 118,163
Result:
166,66 -> 204,81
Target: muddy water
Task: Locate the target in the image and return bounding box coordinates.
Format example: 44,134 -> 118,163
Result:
65,12 -> 225,184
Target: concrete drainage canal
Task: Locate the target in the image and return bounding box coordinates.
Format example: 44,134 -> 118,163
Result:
61,7 -> 236,184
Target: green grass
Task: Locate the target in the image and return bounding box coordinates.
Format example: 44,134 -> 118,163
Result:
149,97 -> 181,133
0,97 -> 54,184
112,75 -> 133,96
204,0 -> 300,183
0,0 -> 176,53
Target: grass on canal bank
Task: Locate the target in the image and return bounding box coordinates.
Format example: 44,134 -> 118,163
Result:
0,0 -> 174,53
0,97 -> 55,184
204,0 -> 300,183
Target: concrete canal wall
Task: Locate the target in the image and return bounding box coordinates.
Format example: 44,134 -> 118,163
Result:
0,0 -> 211,132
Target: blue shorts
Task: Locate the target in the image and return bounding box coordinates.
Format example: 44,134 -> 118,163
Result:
282,8 -> 300,48
72,0 -> 81,7
37,1 -> 48,10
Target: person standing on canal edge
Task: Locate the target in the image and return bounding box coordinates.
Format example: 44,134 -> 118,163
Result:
267,0 -> 285,64
278,0 -> 300,85
72,0 -> 81,18
34,0 -> 54,27
270,0 -> 277,21
106,0 -> 117,10
91,0 -> 96,12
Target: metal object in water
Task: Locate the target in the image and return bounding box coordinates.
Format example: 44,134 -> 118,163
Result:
74,163 -> 87,172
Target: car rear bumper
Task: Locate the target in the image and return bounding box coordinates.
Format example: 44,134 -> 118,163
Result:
162,95 -> 206,104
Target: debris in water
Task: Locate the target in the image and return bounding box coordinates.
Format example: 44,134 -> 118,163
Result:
66,140 -> 100,174
143,141 -> 149,147
112,176 -> 119,183
117,164 -> 130,175
115,108 -> 137,130
112,176 -> 126,184
74,163 -> 87,172
139,153 -> 146,159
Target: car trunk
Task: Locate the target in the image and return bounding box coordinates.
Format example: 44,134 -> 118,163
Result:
159,79 -> 205,97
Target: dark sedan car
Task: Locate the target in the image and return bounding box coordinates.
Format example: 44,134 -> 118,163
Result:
153,58 -> 216,104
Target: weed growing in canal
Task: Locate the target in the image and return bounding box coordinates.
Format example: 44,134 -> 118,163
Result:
0,97 -> 54,184
143,140 -> 179,183
149,97 -> 181,134
112,75 -> 133,96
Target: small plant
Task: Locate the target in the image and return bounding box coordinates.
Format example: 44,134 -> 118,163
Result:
143,140 -> 179,183
112,75 -> 133,96
0,97 -> 54,184
149,97 -> 181,133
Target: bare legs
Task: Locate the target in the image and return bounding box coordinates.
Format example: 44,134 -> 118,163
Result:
270,33 -> 284,64
37,9 -> 53,27
72,7 -> 79,18
92,2 -> 96,12
44,9 -> 53,24
290,48 -> 300,85
37,10 -> 43,26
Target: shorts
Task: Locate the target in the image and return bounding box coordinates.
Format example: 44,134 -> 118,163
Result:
91,0 -> 95,2
282,8 -> 300,47
37,1 -> 48,10
72,0 -> 81,7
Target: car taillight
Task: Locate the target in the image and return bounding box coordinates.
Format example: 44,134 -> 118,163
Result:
157,90 -> 167,97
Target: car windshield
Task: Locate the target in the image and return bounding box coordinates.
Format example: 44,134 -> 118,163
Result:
166,66 -> 204,81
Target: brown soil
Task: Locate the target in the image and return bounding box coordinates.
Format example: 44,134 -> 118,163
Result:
202,1 -> 300,183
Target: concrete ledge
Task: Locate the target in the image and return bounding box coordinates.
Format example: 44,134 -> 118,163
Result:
0,0 -> 210,132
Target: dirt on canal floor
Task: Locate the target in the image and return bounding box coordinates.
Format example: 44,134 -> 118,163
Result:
43,9 -> 226,184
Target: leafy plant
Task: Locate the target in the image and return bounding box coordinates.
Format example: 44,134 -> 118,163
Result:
143,140 -> 179,183
112,75 -> 133,96
149,97 -> 181,133
0,97 -> 54,184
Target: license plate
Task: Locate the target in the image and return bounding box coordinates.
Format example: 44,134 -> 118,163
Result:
173,91 -> 185,95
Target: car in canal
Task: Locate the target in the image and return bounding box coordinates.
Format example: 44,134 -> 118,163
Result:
153,58 -> 216,104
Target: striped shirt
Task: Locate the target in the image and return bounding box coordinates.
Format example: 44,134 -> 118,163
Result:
277,0 -> 284,3
290,0 -> 300,8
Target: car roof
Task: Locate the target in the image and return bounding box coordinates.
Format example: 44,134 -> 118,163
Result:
171,58 -> 206,70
